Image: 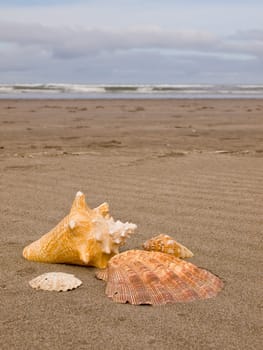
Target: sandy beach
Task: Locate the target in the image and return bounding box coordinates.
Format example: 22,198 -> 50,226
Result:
0,98 -> 262,350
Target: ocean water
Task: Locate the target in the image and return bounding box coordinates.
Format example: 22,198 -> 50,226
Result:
0,83 -> 263,99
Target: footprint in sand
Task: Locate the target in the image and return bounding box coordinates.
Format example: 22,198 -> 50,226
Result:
16,267 -> 37,277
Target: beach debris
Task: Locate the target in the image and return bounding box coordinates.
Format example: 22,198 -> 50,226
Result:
23,191 -> 137,268
96,250 -> 223,305
142,234 -> 193,258
29,272 -> 82,292
214,150 -> 233,154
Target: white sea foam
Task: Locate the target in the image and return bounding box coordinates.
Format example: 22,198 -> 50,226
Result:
0,83 -> 263,99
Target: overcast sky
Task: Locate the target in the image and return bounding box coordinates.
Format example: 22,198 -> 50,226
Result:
0,0 -> 263,84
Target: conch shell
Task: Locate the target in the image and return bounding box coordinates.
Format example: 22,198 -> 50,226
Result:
142,234 -> 193,258
29,272 -> 82,292
23,191 -> 137,268
96,250 -> 223,305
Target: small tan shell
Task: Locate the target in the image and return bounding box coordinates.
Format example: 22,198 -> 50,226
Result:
96,250 -> 223,305
142,234 -> 193,258
29,272 -> 82,292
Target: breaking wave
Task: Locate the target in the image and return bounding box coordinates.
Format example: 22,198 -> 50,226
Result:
1,83 -> 263,99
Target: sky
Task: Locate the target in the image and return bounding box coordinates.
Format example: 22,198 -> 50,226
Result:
0,0 -> 263,84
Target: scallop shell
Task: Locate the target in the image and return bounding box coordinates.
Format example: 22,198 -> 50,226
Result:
96,250 -> 223,305
142,234 -> 193,258
29,272 -> 82,292
23,191 -> 137,269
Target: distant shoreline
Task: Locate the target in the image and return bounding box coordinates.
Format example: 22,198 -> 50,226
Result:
1,83 -> 263,99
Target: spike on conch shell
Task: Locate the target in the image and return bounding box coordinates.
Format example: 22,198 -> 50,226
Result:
23,192 -> 137,268
96,250 -> 223,305
29,272 -> 82,292
142,234 -> 194,258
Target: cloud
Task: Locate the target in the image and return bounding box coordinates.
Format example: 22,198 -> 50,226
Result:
0,44 -> 260,85
231,29 -> 263,40
223,30 -> 263,58
0,0 -> 86,6
1,21 -> 262,58
0,20 -> 262,83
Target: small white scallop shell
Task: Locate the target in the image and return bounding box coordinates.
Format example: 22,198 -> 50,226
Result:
29,272 -> 82,292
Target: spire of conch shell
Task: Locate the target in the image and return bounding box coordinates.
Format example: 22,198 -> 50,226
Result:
23,191 -> 137,268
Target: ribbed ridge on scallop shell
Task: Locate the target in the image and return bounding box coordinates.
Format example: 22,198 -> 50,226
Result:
142,234 -> 194,258
96,250 -> 223,305
29,272 -> 82,292
96,269 -> 108,282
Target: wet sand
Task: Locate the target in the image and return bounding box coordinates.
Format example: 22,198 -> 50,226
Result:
0,99 -> 262,349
